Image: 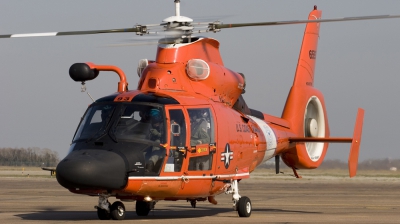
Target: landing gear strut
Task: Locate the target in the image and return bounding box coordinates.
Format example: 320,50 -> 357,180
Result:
95,194 -> 111,220
97,206 -> 110,220
95,195 -> 126,220
225,179 -> 252,217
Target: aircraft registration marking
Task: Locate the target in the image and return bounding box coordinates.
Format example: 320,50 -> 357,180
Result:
114,96 -> 134,102
309,50 -> 317,59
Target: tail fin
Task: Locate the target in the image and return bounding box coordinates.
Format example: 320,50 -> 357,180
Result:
281,8 -> 328,169
279,7 -> 366,174
282,7 -> 324,129
293,7 -> 321,87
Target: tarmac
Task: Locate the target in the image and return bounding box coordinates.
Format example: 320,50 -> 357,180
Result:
0,170 -> 399,223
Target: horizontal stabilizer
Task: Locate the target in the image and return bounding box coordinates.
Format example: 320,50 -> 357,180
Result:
41,167 -> 56,172
288,108 -> 364,177
289,137 -> 352,143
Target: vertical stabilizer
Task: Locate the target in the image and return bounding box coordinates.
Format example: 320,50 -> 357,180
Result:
293,7 -> 321,87
281,7 -> 329,170
275,7 -> 364,177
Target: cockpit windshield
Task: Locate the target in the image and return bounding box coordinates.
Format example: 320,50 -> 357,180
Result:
73,103 -> 166,145
73,104 -> 116,142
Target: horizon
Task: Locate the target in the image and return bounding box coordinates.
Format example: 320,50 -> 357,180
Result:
1,0 -> 400,161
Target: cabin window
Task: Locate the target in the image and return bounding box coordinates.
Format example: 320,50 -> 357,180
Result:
188,108 -> 214,146
188,154 -> 213,171
186,108 -> 215,171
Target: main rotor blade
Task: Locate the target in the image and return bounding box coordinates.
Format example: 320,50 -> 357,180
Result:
0,28 -> 140,38
214,14 -> 400,29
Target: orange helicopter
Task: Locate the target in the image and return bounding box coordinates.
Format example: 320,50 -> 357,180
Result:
3,0 -> 400,220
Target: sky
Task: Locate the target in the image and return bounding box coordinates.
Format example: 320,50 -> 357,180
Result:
0,0 -> 399,162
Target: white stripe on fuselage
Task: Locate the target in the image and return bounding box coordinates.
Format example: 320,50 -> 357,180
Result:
128,173 -> 250,181
248,116 -> 277,161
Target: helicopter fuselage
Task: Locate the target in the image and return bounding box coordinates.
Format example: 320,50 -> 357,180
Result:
57,88 -> 287,201
56,37 -> 303,202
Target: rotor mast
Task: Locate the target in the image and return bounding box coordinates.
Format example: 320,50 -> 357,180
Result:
175,0 -> 180,17
160,0 -> 194,44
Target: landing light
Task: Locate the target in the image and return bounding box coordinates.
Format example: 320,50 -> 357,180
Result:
137,59 -> 149,77
144,196 -> 152,202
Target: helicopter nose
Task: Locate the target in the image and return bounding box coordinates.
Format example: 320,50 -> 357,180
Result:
56,149 -> 127,190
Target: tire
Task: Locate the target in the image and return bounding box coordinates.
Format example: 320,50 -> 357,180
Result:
190,200 -> 196,208
237,196 -> 251,217
97,207 -> 110,220
136,200 -> 151,216
110,201 -> 126,220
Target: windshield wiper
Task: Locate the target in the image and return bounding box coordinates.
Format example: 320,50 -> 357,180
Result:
107,105 -> 127,143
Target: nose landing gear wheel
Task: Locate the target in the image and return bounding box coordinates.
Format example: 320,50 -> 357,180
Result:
110,201 -> 126,220
237,196 -> 251,217
97,207 -> 110,220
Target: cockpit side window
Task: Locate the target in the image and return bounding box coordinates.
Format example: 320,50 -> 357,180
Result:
164,109 -> 186,172
114,104 -> 166,176
169,109 -> 187,147
115,105 -> 166,144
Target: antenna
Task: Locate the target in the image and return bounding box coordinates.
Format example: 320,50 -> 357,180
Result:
80,82 -> 95,102
86,92 -> 95,103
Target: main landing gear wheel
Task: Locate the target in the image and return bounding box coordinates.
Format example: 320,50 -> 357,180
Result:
136,200 -> 151,216
190,200 -> 196,208
237,196 -> 252,217
110,201 -> 126,220
225,180 -> 252,218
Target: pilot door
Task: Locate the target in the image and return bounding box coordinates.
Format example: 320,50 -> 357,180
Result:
163,106 -> 187,173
